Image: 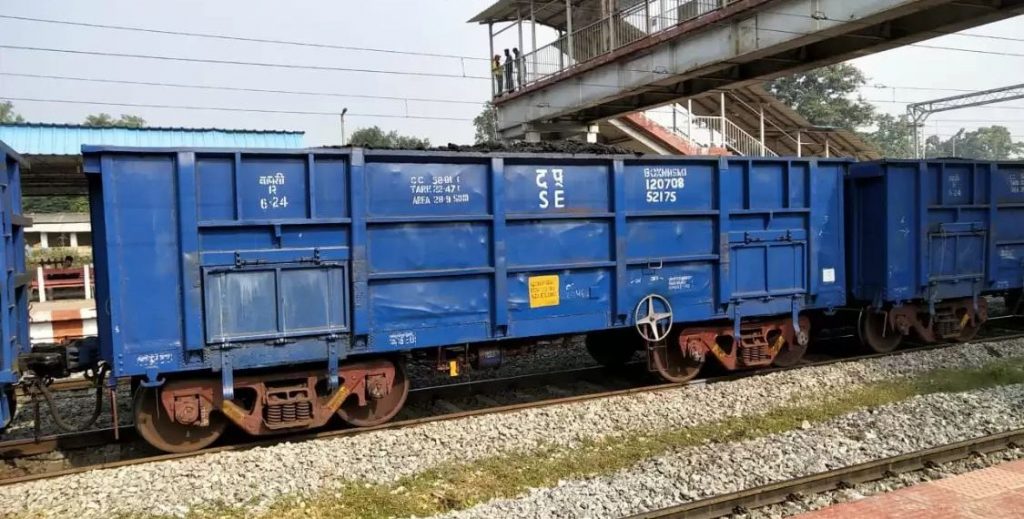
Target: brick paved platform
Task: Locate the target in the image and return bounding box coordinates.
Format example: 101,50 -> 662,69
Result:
795,459 -> 1024,518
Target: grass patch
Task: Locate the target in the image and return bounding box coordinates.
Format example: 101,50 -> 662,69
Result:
173,359 -> 1024,519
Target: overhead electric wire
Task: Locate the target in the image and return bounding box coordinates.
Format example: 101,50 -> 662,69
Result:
757,8 -> 1024,47
2,97 -> 476,121
864,99 -> 1024,110
0,44 -> 492,81
7,38 -> 1024,105
0,14 -> 491,62
7,73 -> 1024,128
4,9 -> 1024,127
9,95 -> 1024,132
3,8 -> 1024,91
1,70 -> 990,108
0,72 -> 490,106
5,7 -> 1024,95
3,11 -> 1023,65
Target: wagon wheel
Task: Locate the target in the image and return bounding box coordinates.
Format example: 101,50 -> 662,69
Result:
584,331 -> 637,368
954,309 -> 982,343
1006,290 -> 1023,316
337,358 -> 409,428
133,387 -> 227,453
858,308 -> 903,353
2,387 -> 15,430
771,328 -> 809,368
651,336 -> 704,383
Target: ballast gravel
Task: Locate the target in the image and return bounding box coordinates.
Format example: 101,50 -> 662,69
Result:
442,383 -> 1024,519
5,385 -> 132,440
3,339 -> 1024,518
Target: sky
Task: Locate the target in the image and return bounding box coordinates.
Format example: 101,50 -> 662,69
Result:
0,0 -> 1022,146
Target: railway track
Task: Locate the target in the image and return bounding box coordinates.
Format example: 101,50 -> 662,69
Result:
13,377 -> 101,397
3,319 -> 1023,487
627,428 -> 1024,519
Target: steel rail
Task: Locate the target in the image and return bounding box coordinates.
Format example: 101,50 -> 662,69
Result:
14,378 -> 103,397
627,428 -> 1024,519
2,321 -> 1023,487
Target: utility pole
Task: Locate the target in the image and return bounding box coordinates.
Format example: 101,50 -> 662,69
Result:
340,107 -> 348,146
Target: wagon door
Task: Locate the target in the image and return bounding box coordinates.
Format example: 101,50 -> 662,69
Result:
924,163 -> 988,301
728,228 -> 808,308
927,222 -> 986,300
193,152 -> 352,368
203,263 -> 349,346
723,160 -> 824,319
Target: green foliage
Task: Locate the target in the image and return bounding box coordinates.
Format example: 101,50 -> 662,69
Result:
925,126 -> 1024,160
867,113 -> 916,159
23,196 -> 90,214
767,64 -> 876,130
348,126 -> 430,149
473,102 -> 500,144
27,247 -> 92,268
770,64 -> 1024,159
0,100 -> 25,123
82,113 -> 147,128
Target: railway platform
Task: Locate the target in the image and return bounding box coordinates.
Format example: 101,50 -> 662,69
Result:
29,299 -> 96,344
797,459 -> 1024,518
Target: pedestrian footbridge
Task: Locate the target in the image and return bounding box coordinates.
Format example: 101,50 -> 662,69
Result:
471,0 -> 1024,139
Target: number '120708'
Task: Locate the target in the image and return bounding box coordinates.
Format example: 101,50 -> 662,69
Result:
645,177 -> 684,203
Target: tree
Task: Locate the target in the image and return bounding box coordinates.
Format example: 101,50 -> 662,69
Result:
83,113 -> 147,127
867,113 -> 916,159
115,114 -> 147,128
23,196 -> 90,214
0,101 -> 25,123
767,64 -> 876,130
473,102 -> 499,144
925,126 -> 1024,160
348,126 -> 430,148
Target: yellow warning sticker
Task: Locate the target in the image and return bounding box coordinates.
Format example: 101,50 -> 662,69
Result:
528,275 -> 560,308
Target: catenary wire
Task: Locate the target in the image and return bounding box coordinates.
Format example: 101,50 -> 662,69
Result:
0,14 -> 493,62
0,72 -> 491,107
9,96 -> 1024,132
4,10 -> 1024,125
2,97 -> 476,121
3,11 -> 1023,65
5,10 -> 1024,94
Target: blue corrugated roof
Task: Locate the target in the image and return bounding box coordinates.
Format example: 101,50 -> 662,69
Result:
0,123 -> 305,155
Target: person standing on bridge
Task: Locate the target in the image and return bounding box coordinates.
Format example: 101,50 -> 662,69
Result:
504,49 -> 514,93
492,54 -> 503,96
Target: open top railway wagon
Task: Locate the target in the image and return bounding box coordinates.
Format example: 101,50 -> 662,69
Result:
846,159 -> 1024,352
0,141 -> 29,432
6,143 -> 1019,454
1,144 -> 849,451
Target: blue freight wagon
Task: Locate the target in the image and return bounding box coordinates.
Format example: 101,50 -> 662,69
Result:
81,146 -> 848,451
0,141 -> 30,432
847,159 -> 1024,352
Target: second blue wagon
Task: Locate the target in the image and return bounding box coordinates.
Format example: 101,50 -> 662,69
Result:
847,159 -> 1024,351
81,146 -> 848,451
